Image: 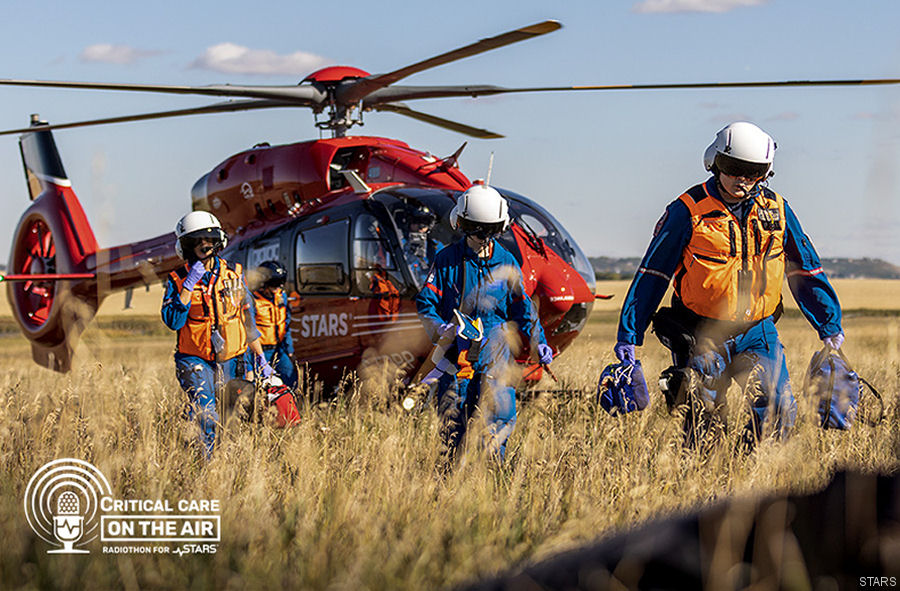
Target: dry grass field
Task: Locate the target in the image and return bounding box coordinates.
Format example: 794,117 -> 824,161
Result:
0,280 -> 897,589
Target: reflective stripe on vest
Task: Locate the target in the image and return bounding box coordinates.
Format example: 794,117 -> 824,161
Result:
253,288 -> 287,346
675,184 -> 786,321
169,259 -> 248,361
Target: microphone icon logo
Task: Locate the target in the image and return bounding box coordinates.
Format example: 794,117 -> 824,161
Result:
25,458 -> 112,554
49,491 -> 88,554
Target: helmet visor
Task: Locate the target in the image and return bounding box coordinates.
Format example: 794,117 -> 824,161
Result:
180,229 -> 224,261
715,154 -> 769,180
457,217 -> 505,239
264,274 -> 286,289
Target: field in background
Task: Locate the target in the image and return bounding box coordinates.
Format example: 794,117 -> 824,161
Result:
0,280 -> 897,588
590,278 -> 900,313
0,278 -> 898,318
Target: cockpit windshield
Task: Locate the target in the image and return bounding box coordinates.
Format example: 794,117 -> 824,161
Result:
371,186 -> 595,292
496,189 -> 596,291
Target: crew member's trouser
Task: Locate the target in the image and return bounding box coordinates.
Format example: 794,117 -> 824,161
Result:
436,370 -> 516,462
175,354 -> 245,458
685,317 -> 796,448
260,342 -> 298,390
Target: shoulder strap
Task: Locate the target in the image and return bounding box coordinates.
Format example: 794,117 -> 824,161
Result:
813,347 -> 886,427
684,184 -> 707,204
456,248 -> 470,315
857,376 -> 885,426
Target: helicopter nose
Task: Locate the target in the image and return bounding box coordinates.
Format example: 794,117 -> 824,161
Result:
536,272 -> 576,323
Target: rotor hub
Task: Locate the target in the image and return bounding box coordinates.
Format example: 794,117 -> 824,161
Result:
302,66 -> 371,85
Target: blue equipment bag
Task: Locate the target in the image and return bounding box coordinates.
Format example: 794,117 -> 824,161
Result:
597,361 -> 650,416
804,348 -> 883,429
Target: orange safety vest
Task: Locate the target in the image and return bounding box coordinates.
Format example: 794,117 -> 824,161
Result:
369,272 -> 400,320
169,259 -> 250,361
674,184 -> 786,322
253,287 -> 288,346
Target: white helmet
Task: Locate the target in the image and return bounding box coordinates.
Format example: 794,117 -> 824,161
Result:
703,121 -> 776,179
449,184 -> 510,237
174,211 -> 228,261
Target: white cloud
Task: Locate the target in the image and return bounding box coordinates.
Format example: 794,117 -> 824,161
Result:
80,44 -> 161,65
633,0 -> 767,14
190,43 -> 330,76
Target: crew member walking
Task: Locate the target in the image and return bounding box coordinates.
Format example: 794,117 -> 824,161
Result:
614,122 -> 843,447
162,211 -> 274,457
416,184 -> 553,462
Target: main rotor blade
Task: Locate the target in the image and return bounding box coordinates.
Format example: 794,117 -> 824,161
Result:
373,103 -> 503,139
0,78 -> 327,102
0,99 -> 308,136
338,20 -> 561,104
364,78 -> 900,105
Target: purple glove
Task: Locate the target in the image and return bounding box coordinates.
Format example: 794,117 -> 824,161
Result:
614,342 -> 636,365
182,260 -> 206,292
538,343 -> 553,365
256,354 -> 275,379
823,332 -> 845,350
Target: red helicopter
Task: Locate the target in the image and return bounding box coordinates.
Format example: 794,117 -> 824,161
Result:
2,20 -> 898,383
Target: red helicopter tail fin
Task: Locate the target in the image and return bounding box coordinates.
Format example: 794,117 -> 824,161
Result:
5,118 -> 101,371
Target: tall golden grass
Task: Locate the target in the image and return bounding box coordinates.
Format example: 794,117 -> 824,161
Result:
0,281 -> 897,589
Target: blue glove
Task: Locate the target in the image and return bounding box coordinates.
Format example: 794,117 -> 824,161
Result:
256,354 -> 275,379
614,342 -> 636,365
538,343 -> 553,365
822,332 -> 844,350
182,260 -> 206,292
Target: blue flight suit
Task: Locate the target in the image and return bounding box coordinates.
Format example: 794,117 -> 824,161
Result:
416,239 -> 546,460
161,258 -> 261,457
618,177 -> 842,442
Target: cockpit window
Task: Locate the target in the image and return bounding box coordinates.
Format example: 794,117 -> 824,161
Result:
517,213 -> 549,238
498,188 -> 597,291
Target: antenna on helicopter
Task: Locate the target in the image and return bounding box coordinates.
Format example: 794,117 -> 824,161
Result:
486,152 -> 495,186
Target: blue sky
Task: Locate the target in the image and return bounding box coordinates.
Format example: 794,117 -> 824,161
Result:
1,0 -> 898,265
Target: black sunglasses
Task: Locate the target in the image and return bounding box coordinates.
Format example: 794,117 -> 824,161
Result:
457,217 -> 505,239
715,153 -> 769,180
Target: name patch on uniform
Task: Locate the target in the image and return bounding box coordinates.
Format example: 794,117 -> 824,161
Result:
758,208 -> 782,231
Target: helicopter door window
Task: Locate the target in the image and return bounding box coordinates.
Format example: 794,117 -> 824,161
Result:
295,219 -> 350,294
392,203 -> 439,289
353,214 -> 403,295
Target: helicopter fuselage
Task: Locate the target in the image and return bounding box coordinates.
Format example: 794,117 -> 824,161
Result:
7,127 -> 596,381
191,136 -> 596,384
